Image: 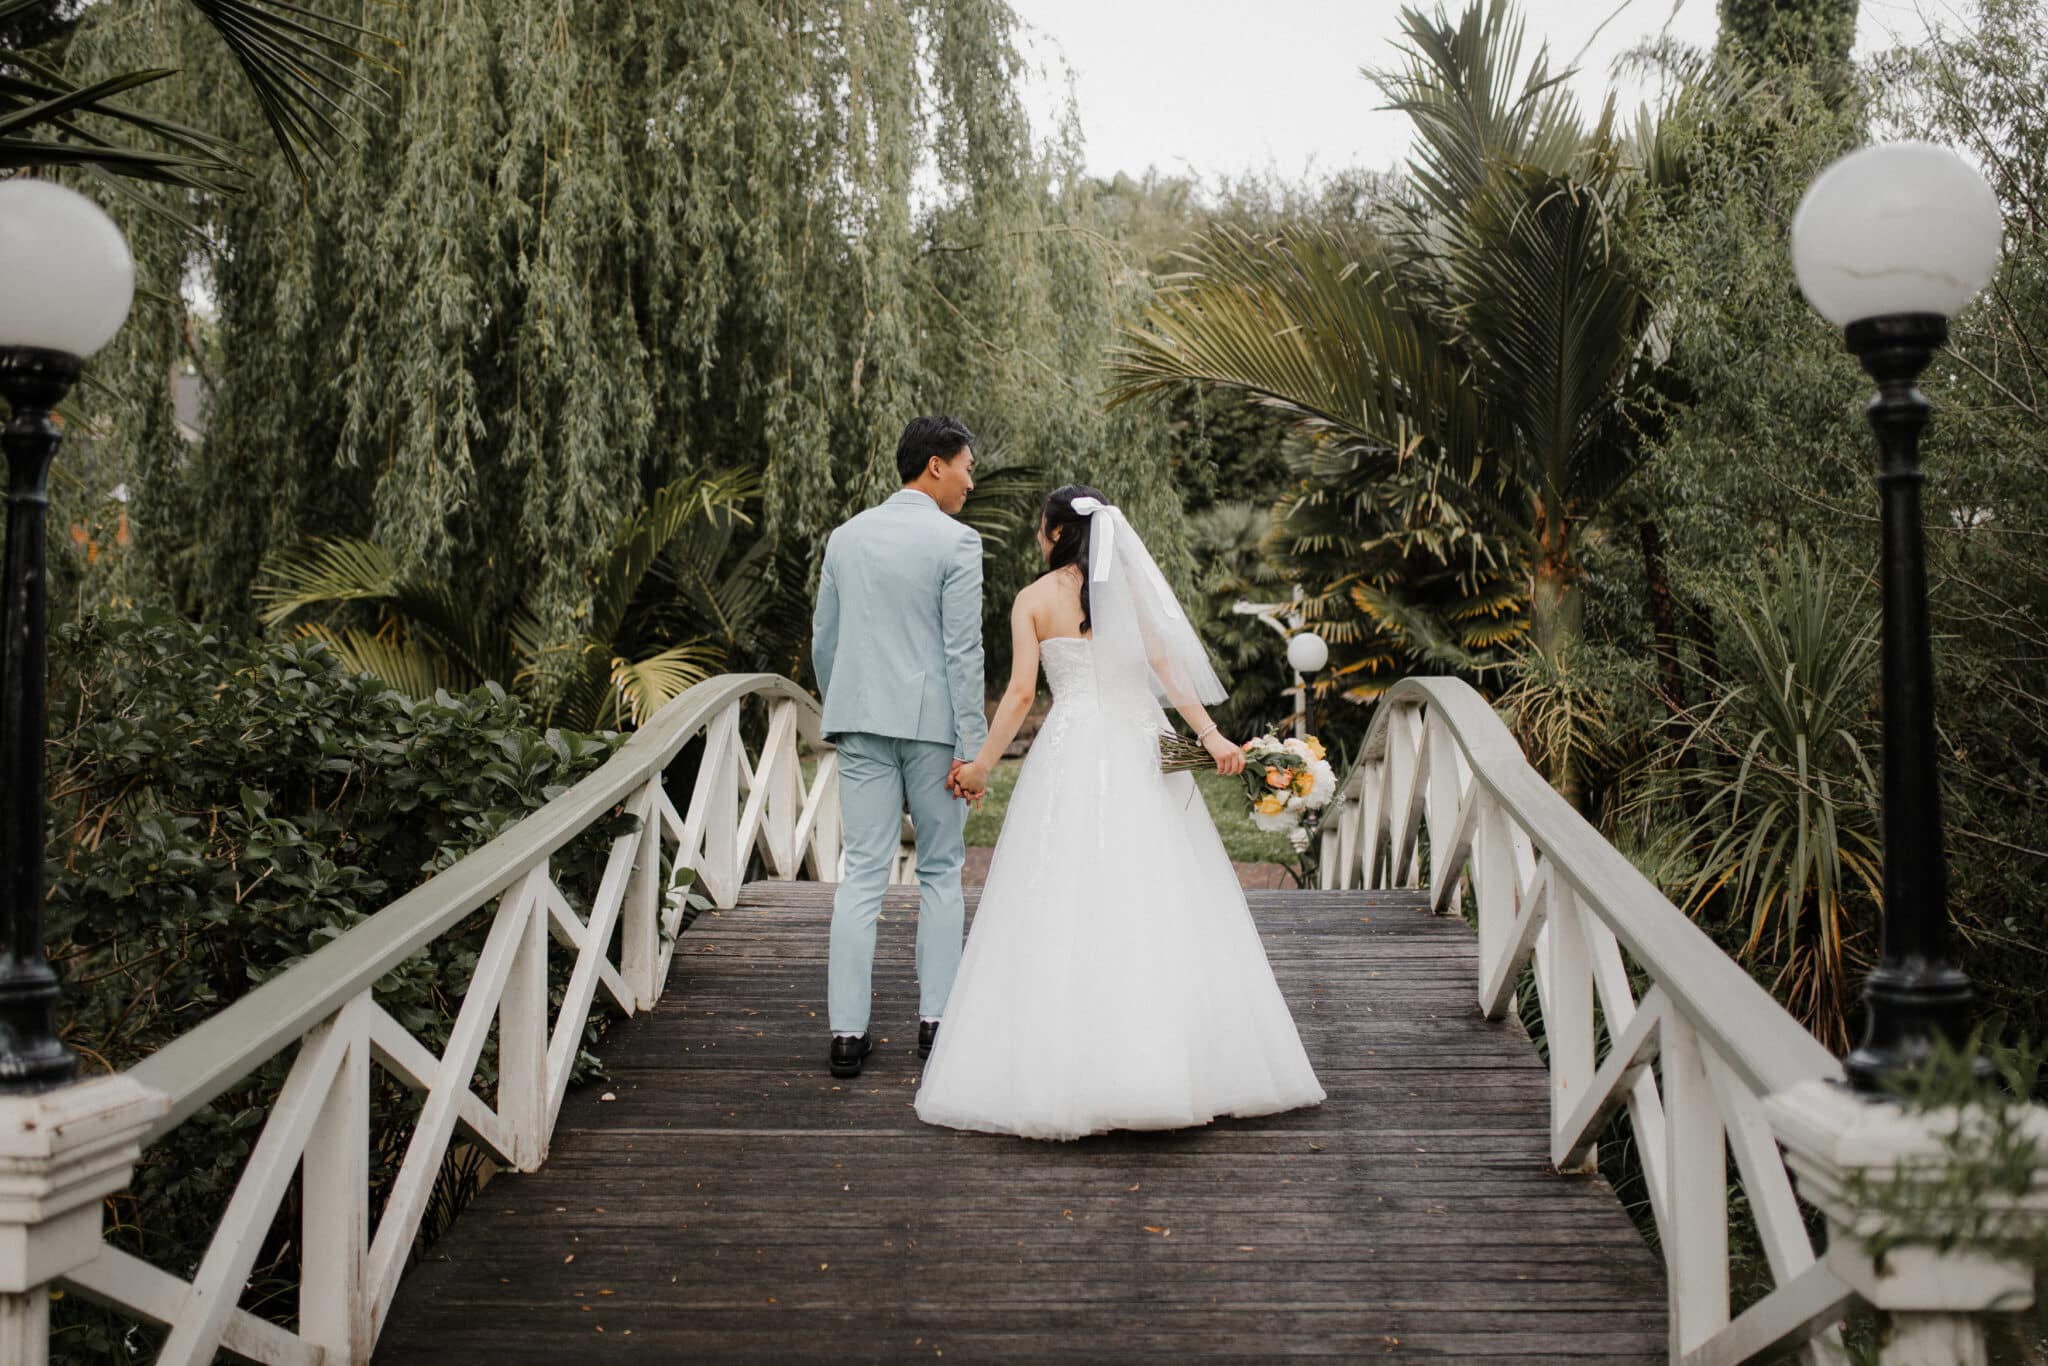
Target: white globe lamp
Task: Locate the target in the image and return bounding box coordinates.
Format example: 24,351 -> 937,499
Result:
1790,141 -> 2002,329
1286,631 -> 1329,676
0,178 -> 136,357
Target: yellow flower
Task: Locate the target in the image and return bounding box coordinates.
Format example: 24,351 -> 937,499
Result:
1292,769 -> 1315,795
1255,794 -> 1287,816
1303,736 -> 1326,761
1264,768 -> 1292,790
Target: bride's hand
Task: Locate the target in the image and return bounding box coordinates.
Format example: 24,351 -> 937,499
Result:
953,759 -> 991,802
1204,731 -> 1246,777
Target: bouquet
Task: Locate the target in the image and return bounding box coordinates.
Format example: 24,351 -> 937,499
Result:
1159,730 -> 1337,852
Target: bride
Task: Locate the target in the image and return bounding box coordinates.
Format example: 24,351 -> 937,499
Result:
914,485 -> 1325,1141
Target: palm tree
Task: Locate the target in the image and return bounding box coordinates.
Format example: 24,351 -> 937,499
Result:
1,0 -> 393,192
256,472 -> 761,730
1110,0 -> 1673,793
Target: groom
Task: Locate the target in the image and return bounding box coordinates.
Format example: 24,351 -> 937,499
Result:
811,415 -> 987,1079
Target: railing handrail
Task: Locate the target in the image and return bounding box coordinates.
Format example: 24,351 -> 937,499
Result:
129,672 -> 820,1142
1347,676 -> 1840,1100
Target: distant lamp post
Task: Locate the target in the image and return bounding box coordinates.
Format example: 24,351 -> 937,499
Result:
1790,141 -> 2002,1093
0,179 -> 135,1091
1286,630 -> 1328,739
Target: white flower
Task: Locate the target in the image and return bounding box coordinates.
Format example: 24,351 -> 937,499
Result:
1251,807 -> 1300,834
1302,760 -> 1337,809
1283,736 -> 1313,761
1284,793 -> 1305,812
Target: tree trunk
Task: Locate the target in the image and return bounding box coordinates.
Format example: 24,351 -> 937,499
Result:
1527,557 -> 1585,810
1527,560 -> 1583,660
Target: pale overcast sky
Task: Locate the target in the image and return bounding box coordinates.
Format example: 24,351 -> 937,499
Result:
1007,0 -> 1960,184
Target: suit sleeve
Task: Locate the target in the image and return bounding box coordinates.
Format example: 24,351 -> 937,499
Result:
811,534 -> 840,703
942,529 -> 988,762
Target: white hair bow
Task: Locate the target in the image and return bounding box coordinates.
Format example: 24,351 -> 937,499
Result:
1068,495 -> 1182,621
1068,495 -> 1117,582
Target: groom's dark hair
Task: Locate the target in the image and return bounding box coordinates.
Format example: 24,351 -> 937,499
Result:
896,415 -> 976,484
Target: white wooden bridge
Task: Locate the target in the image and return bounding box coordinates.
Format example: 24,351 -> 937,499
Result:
2,674 -> 2036,1364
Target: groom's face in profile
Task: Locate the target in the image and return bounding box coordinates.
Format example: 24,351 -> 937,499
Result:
925,445 -> 976,516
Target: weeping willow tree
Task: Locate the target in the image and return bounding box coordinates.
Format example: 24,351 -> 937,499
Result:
62,0 -> 1186,677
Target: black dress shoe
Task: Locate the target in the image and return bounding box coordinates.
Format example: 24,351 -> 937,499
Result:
829,1034 -> 872,1078
918,1020 -> 939,1059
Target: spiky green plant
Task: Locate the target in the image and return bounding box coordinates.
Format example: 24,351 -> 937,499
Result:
1630,549 -> 1881,1049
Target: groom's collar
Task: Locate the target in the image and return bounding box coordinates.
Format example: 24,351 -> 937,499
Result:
887,488 -> 938,511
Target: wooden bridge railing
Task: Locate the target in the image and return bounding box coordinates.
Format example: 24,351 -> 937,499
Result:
36,675 -> 842,1365
1318,675 -> 2048,1365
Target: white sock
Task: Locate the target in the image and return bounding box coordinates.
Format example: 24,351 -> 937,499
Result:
834,1031 -> 863,1039
921,1016 -> 940,1025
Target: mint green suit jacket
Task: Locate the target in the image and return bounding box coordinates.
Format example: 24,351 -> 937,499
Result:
812,489 -> 988,762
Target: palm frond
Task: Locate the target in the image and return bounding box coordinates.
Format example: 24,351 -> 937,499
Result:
955,462 -> 1047,546
255,536 -> 510,683
1109,224 -> 1484,470
605,641 -> 724,729
255,536 -> 404,623
184,0 -> 397,181
290,621 -> 449,700
587,469 -> 760,652
0,0 -> 395,187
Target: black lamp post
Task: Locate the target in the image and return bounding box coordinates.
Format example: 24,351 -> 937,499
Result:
1790,142 -> 2004,1093
0,179 -> 135,1092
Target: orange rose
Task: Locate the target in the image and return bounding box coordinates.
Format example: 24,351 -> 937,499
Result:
1264,768 -> 1292,790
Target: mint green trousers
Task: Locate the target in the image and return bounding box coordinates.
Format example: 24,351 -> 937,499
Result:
827,732 -> 967,1035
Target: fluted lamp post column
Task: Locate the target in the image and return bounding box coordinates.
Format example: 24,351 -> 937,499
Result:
0,179 -> 135,1092
1286,630 -> 1327,740
1789,142 -> 2003,1093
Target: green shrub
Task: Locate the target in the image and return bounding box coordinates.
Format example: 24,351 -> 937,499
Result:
45,611 -> 631,1362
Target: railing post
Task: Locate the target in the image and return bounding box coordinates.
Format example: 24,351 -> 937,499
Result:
1664,1009 -> 1730,1356
498,877 -> 551,1171
621,779 -> 664,1010
0,1075 -> 166,1366
1769,1079 -> 2046,1366
1543,886 -> 1598,1175
300,997 -> 371,1362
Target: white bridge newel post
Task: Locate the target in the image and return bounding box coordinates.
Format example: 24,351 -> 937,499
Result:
0,1076 -> 167,1366
1768,1080 -> 2048,1366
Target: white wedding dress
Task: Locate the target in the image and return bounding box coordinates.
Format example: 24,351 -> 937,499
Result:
913,632 -> 1326,1141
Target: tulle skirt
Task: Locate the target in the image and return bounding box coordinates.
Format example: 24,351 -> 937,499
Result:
913,696 -> 1325,1141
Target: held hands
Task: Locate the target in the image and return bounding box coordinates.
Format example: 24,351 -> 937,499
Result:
948,758 -> 990,805
1204,730 -> 1247,777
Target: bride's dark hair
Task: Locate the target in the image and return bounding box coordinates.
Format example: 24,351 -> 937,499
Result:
1041,484 -> 1106,633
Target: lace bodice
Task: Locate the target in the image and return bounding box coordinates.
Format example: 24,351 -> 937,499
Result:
1040,636 -> 1095,701
1038,635 -> 1165,751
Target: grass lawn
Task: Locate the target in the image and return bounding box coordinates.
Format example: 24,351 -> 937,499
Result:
962,759 -> 1297,865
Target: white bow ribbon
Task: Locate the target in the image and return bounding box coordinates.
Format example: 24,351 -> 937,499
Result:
1069,496 -> 1117,583
1068,495 -> 1182,621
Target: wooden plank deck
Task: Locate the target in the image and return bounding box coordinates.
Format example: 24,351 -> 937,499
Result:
375,883 -> 1666,1363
